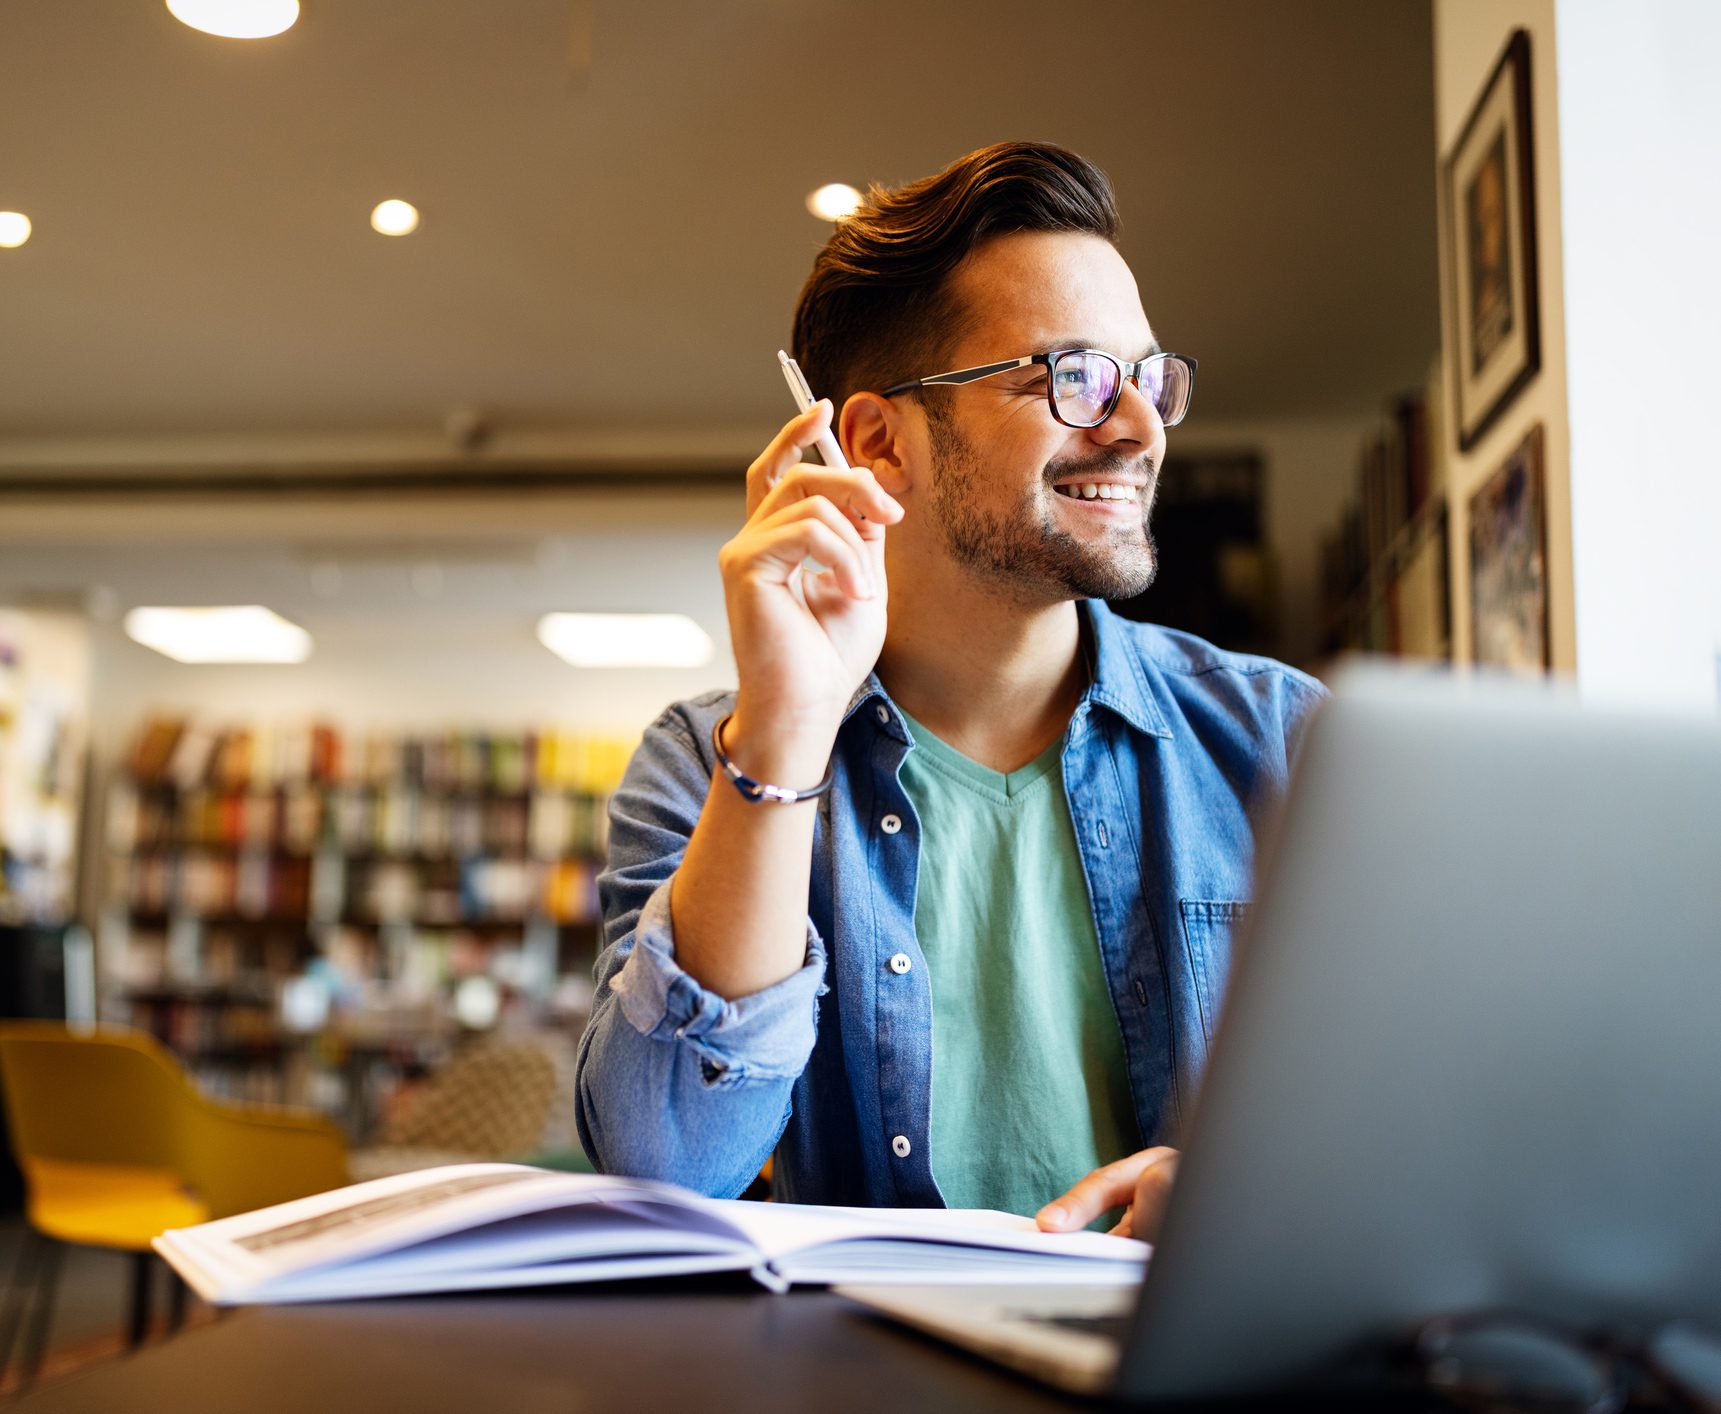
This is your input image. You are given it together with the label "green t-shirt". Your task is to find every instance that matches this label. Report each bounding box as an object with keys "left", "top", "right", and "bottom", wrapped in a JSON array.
[{"left": 898, "top": 713, "right": 1140, "bottom": 1219}]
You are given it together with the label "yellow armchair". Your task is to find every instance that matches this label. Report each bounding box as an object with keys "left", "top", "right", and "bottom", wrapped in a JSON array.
[{"left": 0, "top": 1021, "right": 347, "bottom": 1387}]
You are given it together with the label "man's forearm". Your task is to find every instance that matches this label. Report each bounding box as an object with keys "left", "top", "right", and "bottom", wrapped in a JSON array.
[{"left": 669, "top": 705, "right": 839, "bottom": 999}]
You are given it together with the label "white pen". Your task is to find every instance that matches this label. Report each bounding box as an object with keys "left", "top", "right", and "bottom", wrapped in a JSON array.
[
  {"left": 774, "top": 352, "right": 853, "bottom": 579},
  {"left": 778, "top": 350, "right": 851, "bottom": 472}
]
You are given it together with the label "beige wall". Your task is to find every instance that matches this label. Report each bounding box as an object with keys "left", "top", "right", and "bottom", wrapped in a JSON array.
[
  {"left": 1433, "top": 0, "right": 1575, "bottom": 674},
  {"left": 1435, "top": 0, "right": 1721, "bottom": 707}
]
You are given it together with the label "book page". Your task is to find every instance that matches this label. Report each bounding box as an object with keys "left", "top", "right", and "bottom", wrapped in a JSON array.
[
  {"left": 161, "top": 1164, "right": 746, "bottom": 1298},
  {"left": 693, "top": 1199, "right": 1147, "bottom": 1274}
]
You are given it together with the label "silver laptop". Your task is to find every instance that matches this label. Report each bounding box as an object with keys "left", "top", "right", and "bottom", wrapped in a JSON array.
[{"left": 840, "top": 668, "right": 1721, "bottom": 1401}]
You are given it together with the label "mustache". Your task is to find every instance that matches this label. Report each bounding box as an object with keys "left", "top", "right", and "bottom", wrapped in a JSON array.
[{"left": 1043, "top": 449, "right": 1159, "bottom": 488}]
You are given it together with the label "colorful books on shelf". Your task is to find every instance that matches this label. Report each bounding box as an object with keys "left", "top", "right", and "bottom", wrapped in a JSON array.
[
  {"left": 111, "top": 718, "right": 625, "bottom": 935},
  {"left": 122, "top": 718, "right": 636, "bottom": 797}
]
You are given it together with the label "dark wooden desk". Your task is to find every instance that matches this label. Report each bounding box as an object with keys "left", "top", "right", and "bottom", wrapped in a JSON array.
[{"left": 11, "top": 1279, "right": 1097, "bottom": 1412}]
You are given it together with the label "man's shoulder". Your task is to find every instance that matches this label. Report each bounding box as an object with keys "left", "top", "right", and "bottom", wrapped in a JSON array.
[
  {"left": 1127, "top": 620, "right": 1324, "bottom": 692},
  {"left": 648, "top": 688, "right": 737, "bottom": 742},
  {"left": 1102, "top": 614, "right": 1328, "bottom": 727},
  {"left": 621, "top": 688, "right": 736, "bottom": 781}
]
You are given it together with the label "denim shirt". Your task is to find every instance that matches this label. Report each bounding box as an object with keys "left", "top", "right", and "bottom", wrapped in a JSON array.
[{"left": 575, "top": 600, "right": 1327, "bottom": 1205}]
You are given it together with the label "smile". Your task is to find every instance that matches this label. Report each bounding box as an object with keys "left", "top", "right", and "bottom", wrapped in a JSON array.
[{"left": 1053, "top": 482, "right": 1140, "bottom": 505}]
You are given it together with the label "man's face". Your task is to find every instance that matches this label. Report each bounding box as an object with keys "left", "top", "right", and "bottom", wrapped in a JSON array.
[{"left": 918, "top": 231, "right": 1166, "bottom": 605}]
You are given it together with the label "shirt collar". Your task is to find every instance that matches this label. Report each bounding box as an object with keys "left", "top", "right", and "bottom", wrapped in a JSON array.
[
  {"left": 1078, "top": 599, "right": 1173, "bottom": 740},
  {"left": 840, "top": 599, "right": 1172, "bottom": 744}
]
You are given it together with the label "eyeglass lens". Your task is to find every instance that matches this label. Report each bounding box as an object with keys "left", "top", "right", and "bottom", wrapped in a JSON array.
[
  {"left": 1410, "top": 1317, "right": 1721, "bottom": 1414},
  {"left": 1049, "top": 352, "right": 1192, "bottom": 428},
  {"left": 1422, "top": 1322, "right": 1620, "bottom": 1412},
  {"left": 1646, "top": 1322, "right": 1721, "bottom": 1408}
]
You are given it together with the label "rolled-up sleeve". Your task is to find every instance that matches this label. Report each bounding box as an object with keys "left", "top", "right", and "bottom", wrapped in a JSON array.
[
  {"left": 610, "top": 881, "right": 827, "bottom": 1085},
  {"left": 575, "top": 698, "right": 827, "bottom": 1197}
]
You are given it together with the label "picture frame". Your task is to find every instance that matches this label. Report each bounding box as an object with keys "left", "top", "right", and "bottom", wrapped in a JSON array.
[
  {"left": 1468, "top": 423, "right": 1549, "bottom": 673},
  {"left": 1444, "top": 28, "right": 1540, "bottom": 452}
]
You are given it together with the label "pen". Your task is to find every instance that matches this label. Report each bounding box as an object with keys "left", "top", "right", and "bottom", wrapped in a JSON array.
[{"left": 778, "top": 350, "right": 852, "bottom": 472}]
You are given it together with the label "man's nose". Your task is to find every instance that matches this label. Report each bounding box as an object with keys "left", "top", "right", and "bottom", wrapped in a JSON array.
[{"left": 1088, "top": 374, "right": 1164, "bottom": 449}]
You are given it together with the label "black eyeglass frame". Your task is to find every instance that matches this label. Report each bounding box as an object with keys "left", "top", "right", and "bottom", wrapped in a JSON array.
[
  {"left": 1398, "top": 1311, "right": 1721, "bottom": 1414},
  {"left": 881, "top": 349, "right": 1198, "bottom": 429}
]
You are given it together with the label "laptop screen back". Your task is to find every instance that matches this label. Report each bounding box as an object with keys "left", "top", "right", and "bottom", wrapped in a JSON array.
[{"left": 1121, "top": 671, "right": 1721, "bottom": 1400}]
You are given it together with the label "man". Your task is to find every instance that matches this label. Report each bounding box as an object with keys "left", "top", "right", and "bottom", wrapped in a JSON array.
[{"left": 575, "top": 141, "right": 1325, "bottom": 1239}]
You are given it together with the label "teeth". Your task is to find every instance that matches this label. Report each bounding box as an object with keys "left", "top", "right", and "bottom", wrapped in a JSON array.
[
  {"left": 1083, "top": 484, "right": 1100, "bottom": 499},
  {"left": 1056, "top": 483, "right": 1138, "bottom": 502}
]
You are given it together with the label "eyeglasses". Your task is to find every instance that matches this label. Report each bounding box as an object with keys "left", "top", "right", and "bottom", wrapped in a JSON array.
[
  {"left": 881, "top": 349, "right": 1197, "bottom": 430},
  {"left": 1397, "top": 1312, "right": 1721, "bottom": 1414}
]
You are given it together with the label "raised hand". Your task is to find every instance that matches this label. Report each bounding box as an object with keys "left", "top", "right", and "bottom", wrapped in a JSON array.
[{"left": 722, "top": 399, "right": 904, "bottom": 741}]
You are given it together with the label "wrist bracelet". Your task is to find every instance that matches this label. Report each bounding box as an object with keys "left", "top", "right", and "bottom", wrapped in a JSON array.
[{"left": 711, "top": 712, "right": 835, "bottom": 805}]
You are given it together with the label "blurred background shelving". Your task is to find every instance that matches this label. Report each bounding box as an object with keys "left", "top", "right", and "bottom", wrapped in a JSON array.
[
  {"left": 1316, "top": 379, "right": 1453, "bottom": 667},
  {"left": 98, "top": 716, "right": 632, "bottom": 1134}
]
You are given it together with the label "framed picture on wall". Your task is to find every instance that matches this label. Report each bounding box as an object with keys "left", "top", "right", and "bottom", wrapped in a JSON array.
[
  {"left": 1468, "top": 423, "right": 1549, "bottom": 673},
  {"left": 1444, "top": 28, "right": 1540, "bottom": 452}
]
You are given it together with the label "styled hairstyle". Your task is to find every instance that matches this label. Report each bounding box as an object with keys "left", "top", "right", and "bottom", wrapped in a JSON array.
[{"left": 790, "top": 142, "right": 1122, "bottom": 410}]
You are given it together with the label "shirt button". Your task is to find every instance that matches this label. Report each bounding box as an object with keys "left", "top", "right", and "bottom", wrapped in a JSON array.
[
  {"left": 887, "top": 952, "right": 912, "bottom": 975},
  {"left": 881, "top": 813, "right": 902, "bottom": 834},
  {"left": 875, "top": 704, "right": 890, "bottom": 724},
  {"left": 891, "top": 1135, "right": 912, "bottom": 1158}
]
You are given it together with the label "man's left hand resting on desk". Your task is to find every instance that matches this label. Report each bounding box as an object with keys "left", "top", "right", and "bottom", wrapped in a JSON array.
[{"left": 1037, "top": 1146, "right": 1181, "bottom": 1241}]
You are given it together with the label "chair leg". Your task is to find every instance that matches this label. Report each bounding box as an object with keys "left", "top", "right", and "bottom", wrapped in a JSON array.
[
  {"left": 0, "top": 1228, "right": 48, "bottom": 1390},
  {"left": 17, "top": 1238, "right": 62, "bottom": 1388},
  {"left": 127, "top": 1250, "right": 154, "bottom": 1349},
  {"left": 166, "top": 1266, "right": 188, "bottom": 1335}
]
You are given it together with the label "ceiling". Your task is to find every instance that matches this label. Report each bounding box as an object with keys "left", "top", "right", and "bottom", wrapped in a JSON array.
[{"left": 0, "top": 0, "right": 1439, "bottom": 458}]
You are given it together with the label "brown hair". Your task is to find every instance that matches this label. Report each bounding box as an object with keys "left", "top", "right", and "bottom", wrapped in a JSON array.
[{"left": 790, "top": 141, "right": 1121, "bottom": 410}]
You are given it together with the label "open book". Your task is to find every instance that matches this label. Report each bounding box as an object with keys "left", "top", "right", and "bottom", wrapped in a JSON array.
[{"left": 154, "top": 1163, "right": 1149, "bottom": 1304}]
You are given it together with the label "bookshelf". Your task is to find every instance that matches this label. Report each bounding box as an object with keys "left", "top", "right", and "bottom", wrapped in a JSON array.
[
  {"left": 0, "top": 611, "right": 89, "bottom": 933},
  {"left": 102, "top": 715, "right": 636, "bottom": 1127},
  {"left": 1317, "top": 392, "right": 1452, "bottom": 662}
]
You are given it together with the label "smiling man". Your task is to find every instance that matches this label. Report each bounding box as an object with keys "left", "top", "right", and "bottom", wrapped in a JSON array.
[{"left": 575, "top": 142, "right": 1325, "bottom": 1239}]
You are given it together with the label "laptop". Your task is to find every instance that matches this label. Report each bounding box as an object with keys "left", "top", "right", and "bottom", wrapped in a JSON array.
[{"left": 839, "top": 668, "right": 1721, "bottom": 1400}]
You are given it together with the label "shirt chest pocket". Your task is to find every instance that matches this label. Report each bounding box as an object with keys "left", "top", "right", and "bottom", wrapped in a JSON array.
[{"left": 1177, "top": 898, "right": 1250, "bottom": 1057}]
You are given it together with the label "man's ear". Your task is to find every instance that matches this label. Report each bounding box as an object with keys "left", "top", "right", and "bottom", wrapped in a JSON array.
[{"left": 840, "top": 392, "right": 912, "bottom": 496}]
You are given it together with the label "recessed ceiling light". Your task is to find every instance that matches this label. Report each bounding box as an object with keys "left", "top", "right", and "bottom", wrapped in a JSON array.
[
  {"left": 536, "top": 613, "right": 714, "bottom": 669},
  {"left": 370, "top": 199, "right": 420, "bottom": 237},
  {"left": 124, "top": 606, "right": 312, "bottom": 664},
  {"left": 806, "top": 183, "right": 863, "bottom": 222},
  {"left": 166, "top": 0, "right": 300, "bottom": 40},
  {"left": 0, "top": 212, "right": 31, "bottom": 249}
]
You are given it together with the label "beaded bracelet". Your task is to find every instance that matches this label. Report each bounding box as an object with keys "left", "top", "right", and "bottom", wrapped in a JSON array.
[{"left": 710, "top": 712, "right": 835, "bottom": 805}]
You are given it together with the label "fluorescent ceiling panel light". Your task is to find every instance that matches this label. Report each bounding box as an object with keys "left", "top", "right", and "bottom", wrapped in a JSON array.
[
  {"left": 806, "top": 183, "right": 863, "bottom": 222},
  {"left": 536, "top": 613, "right": 714, "bottom": 669},
  {"left": 124, "top": 605, "right": 313, "bottom": 664},
  {"left": 166, "top": 0, "right": 300, "bottom": 39}
]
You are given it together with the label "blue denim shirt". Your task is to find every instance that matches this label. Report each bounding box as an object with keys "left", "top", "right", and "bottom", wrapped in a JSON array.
[{"left": 575, "top": 601, "right": 1327, "bottom": 1205}]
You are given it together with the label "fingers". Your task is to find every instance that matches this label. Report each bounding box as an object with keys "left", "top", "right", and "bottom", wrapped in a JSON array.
[
  {"left": 1127, "top": 1150, "right": 1180, "bottom": 1243},
  {"left": 745, "top": 404, "right": 904, "bottom": 527},
  {"left": 739, "top": 512, "right": 875, "bottom": 601},
  {"left": 1036, "top": 1146, "right": 1180, "bottom": 1235},
  {"left": 746, "top": 401, "right": 837, "bottom": 514},
  {"left": 753, "top": 462, "right": 904, "bottom": 535}
]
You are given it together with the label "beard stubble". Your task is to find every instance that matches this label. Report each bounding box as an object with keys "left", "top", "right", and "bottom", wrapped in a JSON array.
[{"left": 925, "top": 405, "right": 1159, "bottom": 603}]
